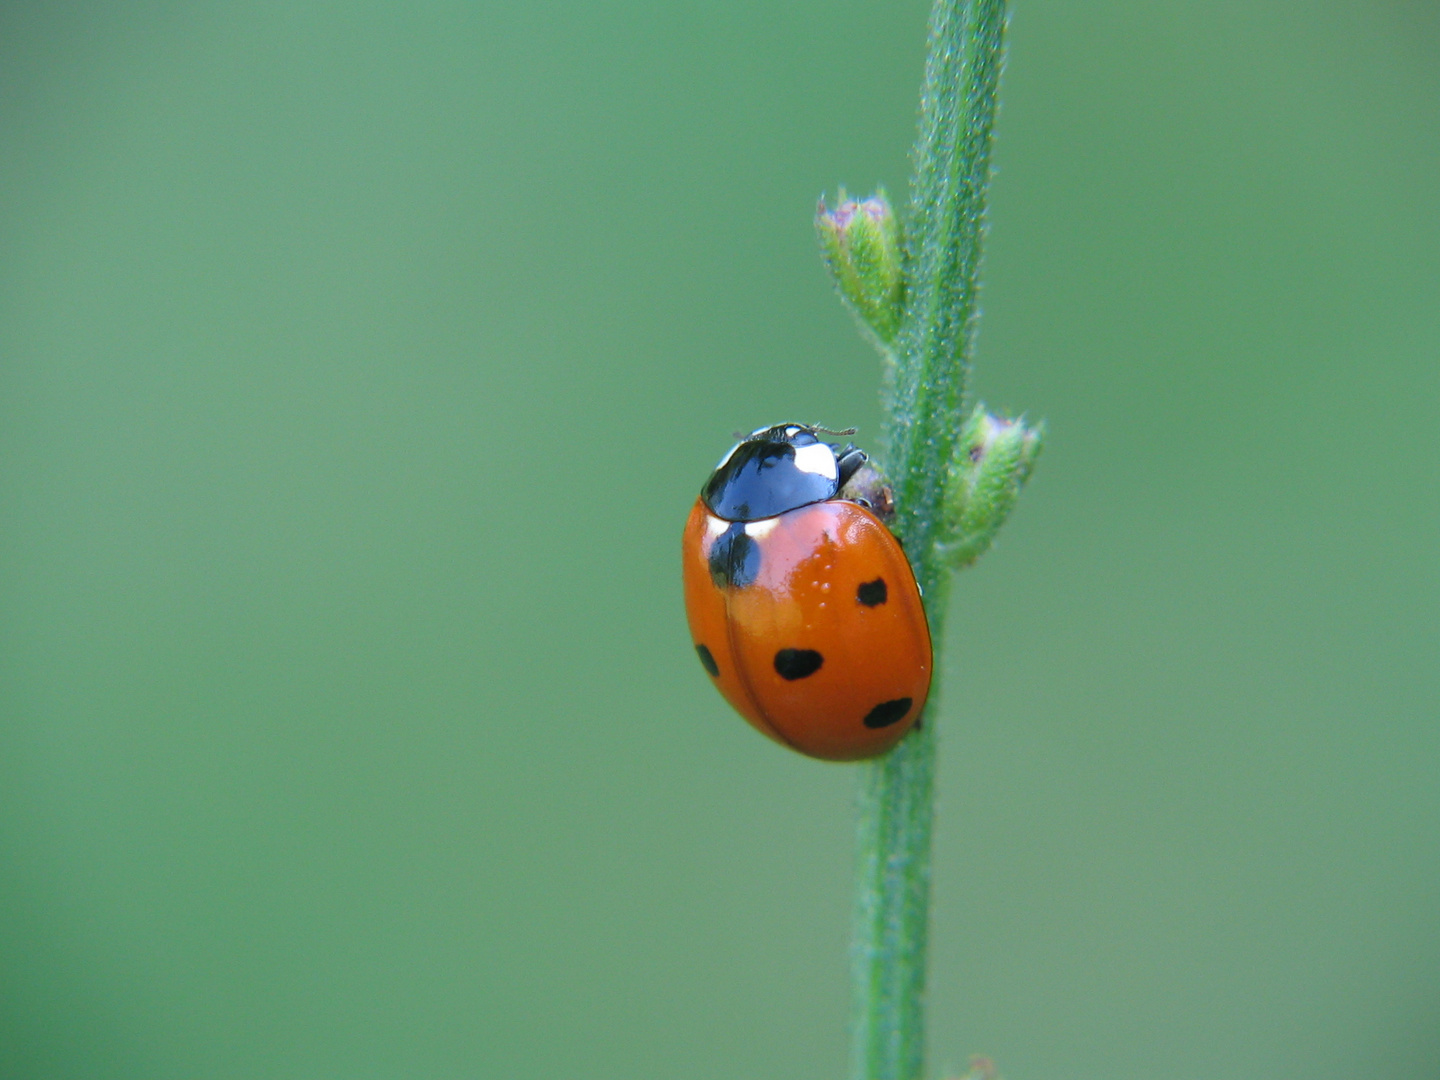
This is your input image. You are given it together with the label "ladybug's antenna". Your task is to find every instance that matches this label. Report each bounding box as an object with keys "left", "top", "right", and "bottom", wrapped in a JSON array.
[{"left": 731, "top": 423, "right": 860, "bottom": 442}]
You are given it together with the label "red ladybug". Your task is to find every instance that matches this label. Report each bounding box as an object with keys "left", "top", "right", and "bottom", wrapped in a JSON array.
[{"left": 682, "top": 423, "right": 932, "bottom": 761}]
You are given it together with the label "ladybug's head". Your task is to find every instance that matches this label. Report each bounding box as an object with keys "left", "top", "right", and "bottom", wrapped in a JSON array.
[{"left": 701, "top": 423, "right": 868, "bottom": 522}]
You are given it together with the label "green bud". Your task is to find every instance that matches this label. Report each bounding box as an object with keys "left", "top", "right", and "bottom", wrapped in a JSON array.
[
  {"left": 937, "top": 404, "right": 1044, "bottom": 569},
  {"left": 816, "top": 190, "right": 904, "bottom": 345}
]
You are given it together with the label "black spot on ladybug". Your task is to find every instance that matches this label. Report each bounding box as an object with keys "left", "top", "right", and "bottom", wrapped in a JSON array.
[
  {"left": 863, "top": 697, "right": 912, "bottom": 729},
  {"left": 774, "top": 648, "right": 824, "bottom": 680},
  {"left": 857, "top": 578, "right": 888, "bottom": 606},
  {"left": 695, "top": 644, "right": 720, "bottom": 678},
  {"left": 708, "top": 521, "right": 760, "bottom": 589}
]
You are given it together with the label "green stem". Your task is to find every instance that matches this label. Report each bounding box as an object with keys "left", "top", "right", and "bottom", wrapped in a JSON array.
[{"left": 851, "top": 1, "right": 1008, "bottom": 1078}]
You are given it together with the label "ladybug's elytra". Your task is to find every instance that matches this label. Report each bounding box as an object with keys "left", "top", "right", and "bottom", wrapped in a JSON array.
[{"left": 682, "top": 423, "right": 932, "bottom": 761}]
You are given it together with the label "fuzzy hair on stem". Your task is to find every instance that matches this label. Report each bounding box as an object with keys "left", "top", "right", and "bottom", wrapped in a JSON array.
[{"left": 848, "top": 1, "right": 1012, "bottom": 1079}]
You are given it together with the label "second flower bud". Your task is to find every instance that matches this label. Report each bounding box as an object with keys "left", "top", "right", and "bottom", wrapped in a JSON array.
[{"left": 816, "top": 190, "right": 905, "bottom": 346}]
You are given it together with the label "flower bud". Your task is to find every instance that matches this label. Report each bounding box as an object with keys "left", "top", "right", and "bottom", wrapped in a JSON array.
[
  {"left": 938, "top": 404, "right": 1044, "bottom": 568},
  {"left": 949, "top": 1057, "right": 1000, "bottom": 1080},
  {"left": 816, "top": 190, "right": 904, "bottom": 345}
]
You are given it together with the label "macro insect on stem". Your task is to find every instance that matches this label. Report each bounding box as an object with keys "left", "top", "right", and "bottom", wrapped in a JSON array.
[{"left": 681, "top": 0, "right": 1041, "bottom": 1075}]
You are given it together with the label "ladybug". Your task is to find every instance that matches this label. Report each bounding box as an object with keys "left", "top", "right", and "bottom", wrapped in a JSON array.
[{"left": 682, "top": 423, "right": 932, "bottom": 761}]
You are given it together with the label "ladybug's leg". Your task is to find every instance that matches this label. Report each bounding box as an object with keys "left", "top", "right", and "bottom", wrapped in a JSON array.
[
  {"left": 837, "top": 454, "right": 897, "bottom": 523},
  {"left": 836, "top": 445, "right": 868, "bottom": 488}
]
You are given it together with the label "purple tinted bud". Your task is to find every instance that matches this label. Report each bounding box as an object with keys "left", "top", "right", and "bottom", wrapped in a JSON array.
[{"left": 817, "top": 190, "right": 904, "bottom": 344}]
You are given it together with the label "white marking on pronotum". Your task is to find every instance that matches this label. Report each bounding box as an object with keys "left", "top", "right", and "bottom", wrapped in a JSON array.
[
  {"left": 744, "top": 518, "right": 779, "bottom": 539},
  {"left": 792, "top": 442, "right": 838, "bottom": 480},
  {"left": 706, "top": 515, "right": 729, "bottom": 540}
]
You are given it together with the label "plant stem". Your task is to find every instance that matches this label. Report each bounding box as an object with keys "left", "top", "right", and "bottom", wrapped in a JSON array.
[{"left": 851, "top": 1, "right": 1008, "bottom": 1078}]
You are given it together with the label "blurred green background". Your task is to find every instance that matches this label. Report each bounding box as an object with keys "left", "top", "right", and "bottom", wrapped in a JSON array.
[{"left": 2, "top": 1, "right": 1437, "bottom": 1077}]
